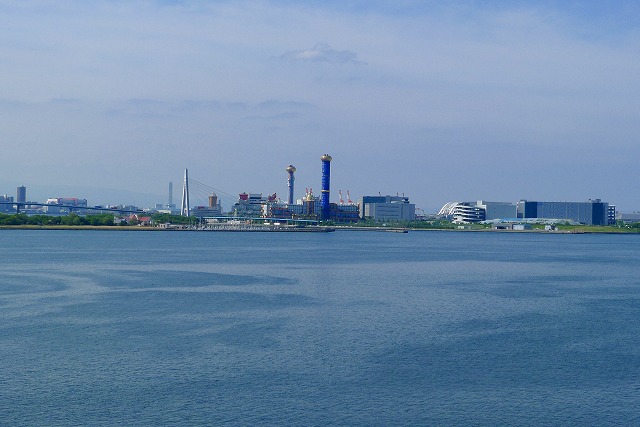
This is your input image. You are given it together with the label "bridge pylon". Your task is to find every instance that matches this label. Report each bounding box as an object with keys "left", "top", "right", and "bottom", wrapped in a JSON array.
[{"left": 180, "top": 168, "right": 190, "bottom": 217}]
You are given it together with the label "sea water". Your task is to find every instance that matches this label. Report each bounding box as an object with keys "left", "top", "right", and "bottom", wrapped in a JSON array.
[{"left": 1, "top": 229, "right": 639, "bottom": 426}]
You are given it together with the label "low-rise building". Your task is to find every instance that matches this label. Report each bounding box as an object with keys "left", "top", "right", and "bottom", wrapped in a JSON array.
[
  {"left": 191, "top": 192, "right": 223, "bottom": 218},
  {"left": 230, "top": 193, "right": 273, "bottom": 217},
  {"left": 126, "top": 214, "right": 152, "bottom": 226},
  {"left": 616, "top": 212, "right": 640, "bottom": 223},
  {"left": 492, "top": 223, "right": 532, "bottom": 230}
]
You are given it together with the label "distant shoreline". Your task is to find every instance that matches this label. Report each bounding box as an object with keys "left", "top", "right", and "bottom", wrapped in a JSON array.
[
  {"left": 0, "top": 225, "right": 160, "bottom": 231},
  {"left": 1, "top": 224, "right": 639, "bottom": 234}
]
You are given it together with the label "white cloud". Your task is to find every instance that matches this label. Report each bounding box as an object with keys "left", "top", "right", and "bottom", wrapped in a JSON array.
[{"left": 279, "top": 43, "right": 365, "bottom": 65}]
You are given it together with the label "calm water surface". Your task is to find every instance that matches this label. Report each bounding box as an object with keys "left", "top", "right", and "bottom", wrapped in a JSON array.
[{"left": 1, "top": 229, "right": 639, "bottom": 426}]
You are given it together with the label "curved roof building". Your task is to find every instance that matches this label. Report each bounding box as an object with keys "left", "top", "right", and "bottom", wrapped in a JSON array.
[{"left": 438, "top": 202, "right": 485, "bottom": 223}]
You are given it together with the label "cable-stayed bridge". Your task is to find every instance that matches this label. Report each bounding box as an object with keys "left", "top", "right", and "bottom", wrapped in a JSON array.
[
  {"left": 186, "top": 177, "right": 237, "bottom": 213},
  {"left": 178, "top": 168, "right": 240, "bottom": 217}
]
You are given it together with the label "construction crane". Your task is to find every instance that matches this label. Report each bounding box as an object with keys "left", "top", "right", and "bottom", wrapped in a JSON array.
[
  {"left": 338, "top": 190, "right": 344, "bottom": 205},
  {"left": 346, "top": 191, "right": 353, "bottom": 205}
]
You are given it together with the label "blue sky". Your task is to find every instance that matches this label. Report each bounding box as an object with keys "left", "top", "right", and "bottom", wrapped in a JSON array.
[{"left": 1, "top": 0, "right": 639, "bottom": 212}]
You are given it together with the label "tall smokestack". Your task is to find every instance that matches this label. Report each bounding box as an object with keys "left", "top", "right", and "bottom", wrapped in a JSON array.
[
  {"left": 168, "top": 182, "right": 173, "bottom": 207},
  {"left": 320, "top": 154, "right": 332, "bottom": 220},
  {"left": 286, "top": 165, "right": 296, "bottom": 205}
]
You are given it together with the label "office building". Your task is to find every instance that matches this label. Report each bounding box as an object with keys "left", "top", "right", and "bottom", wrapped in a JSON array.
[
  {"left": 16, "top": 186, "right": 26, "bottom": 204},
  {"left": 608, "top": 205, "right": 616, "bottom": 225},
  {"left": 360, "top": 195, "right": 415, "bottom": 221},
  {"left": 230, "top": 193, "right": 274, "bottom": 217},
  {"left": 0, "top": 194, "right": 14, "bottom": 213}
]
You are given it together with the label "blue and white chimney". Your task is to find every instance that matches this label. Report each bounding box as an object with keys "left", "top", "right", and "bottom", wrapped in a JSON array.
[{"left": 320, "top": 154, "right": 332, "bottom": 220}]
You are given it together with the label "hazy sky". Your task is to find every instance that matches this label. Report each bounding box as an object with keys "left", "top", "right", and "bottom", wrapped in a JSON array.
[{"left": 1, "top": 0, "right": 639, "bottom": 212}]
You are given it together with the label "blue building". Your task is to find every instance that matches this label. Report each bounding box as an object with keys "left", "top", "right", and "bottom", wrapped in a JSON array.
[{"left": 517, "top": 199, "right": 610, "bottom": 225}]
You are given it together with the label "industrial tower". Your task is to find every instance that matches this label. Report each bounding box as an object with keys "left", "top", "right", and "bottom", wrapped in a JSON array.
[
  {"left": 286, "top": 165, "right": 296, "bottom": 205},
  {"left": 320, "top": 154, "right": 332, "bottom": 220}
]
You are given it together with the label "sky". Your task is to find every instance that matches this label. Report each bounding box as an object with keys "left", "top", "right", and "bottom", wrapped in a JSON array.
[{"left": 1, "top": 0, "right": 639, "bottom": 212}]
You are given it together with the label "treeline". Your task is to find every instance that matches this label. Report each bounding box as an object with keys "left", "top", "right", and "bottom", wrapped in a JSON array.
[
  {"left": 0, "top": 212, "right": 196, "bottom": 227},
  {"left": 150, "top": 213, "right": 198, "bottom": 225},
  {"left": 0, "top": 213, "right": 117, "bottom": 226},
  {"left": 623, "top": 221, "right": 640, "bottom": 229}
]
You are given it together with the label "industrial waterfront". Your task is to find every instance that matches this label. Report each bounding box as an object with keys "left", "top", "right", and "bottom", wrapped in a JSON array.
[{"left": 2, "top": 153, "right": 636, "bottom": 231}]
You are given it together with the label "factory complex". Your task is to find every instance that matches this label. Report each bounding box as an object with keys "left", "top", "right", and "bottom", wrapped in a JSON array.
[{"left": 184, "top": 154, "right": 414, "bottom": 224}]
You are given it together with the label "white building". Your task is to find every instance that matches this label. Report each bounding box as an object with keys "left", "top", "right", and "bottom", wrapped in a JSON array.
[
  {"left": 230, "top": 193, "right": 276, "bottom": 217},
  {"left": 438, "top": 200, "right": 517, "bottom": 223},
  {"left": 438, "top": 202, "right": 484, "bottom": 223}
]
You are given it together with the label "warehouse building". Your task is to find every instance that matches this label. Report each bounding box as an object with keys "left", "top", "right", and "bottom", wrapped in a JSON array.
[{"left": 517, "top": 199, "right": 610, "bottom": 225}]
